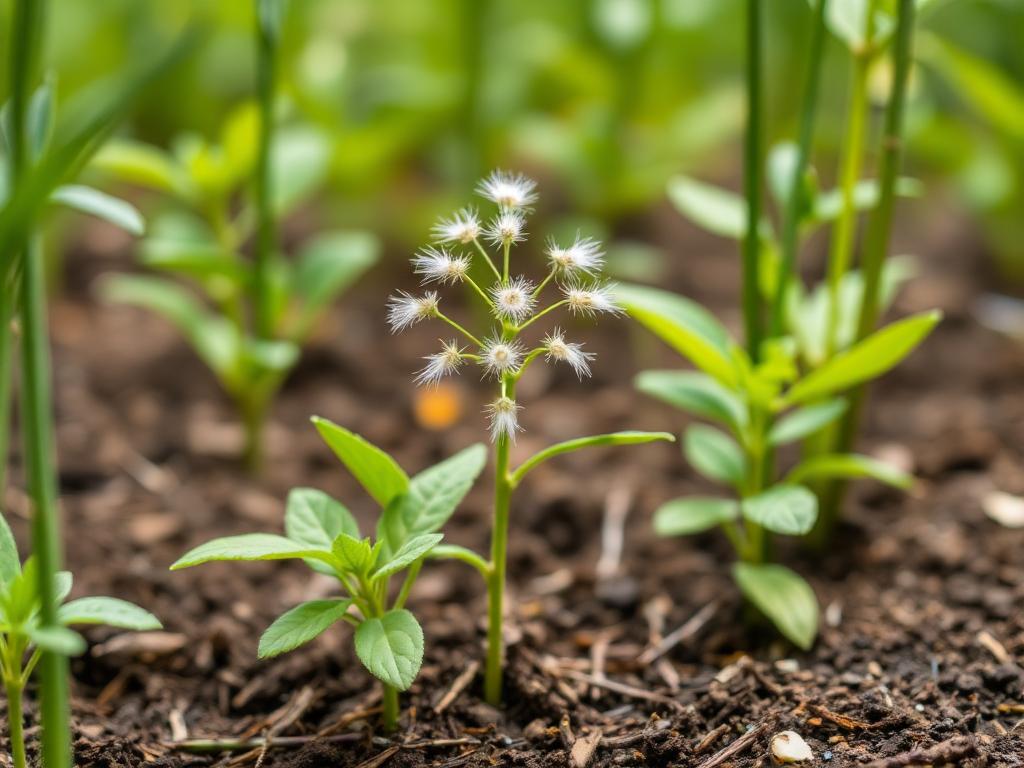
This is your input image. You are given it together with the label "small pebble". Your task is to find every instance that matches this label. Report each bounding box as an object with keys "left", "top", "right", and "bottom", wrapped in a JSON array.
[{"left": 770, "top": 731, "right": 814, "bottom": 763}]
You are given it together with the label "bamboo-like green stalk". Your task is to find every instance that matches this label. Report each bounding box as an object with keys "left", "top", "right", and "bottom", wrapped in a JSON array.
[
  {"left": 253, "top": 0, "right": 279, "bottom": 340},
  {"left": 0, "top": 311, "right": 13, "bottom": 500},
  {"left": 768, "top": 0, "right": 829, "bottom": 337},
  {"left": 9, "top": 0, "right": 72, "bottom": 766},
  {"left": 381, "top": 685, "right": 399, "bottom": 732},
  {"left": 817, "top": 0, "right": 917, "bottom": 540},
  {"left": 742, "top": 0, "right": 764, "bottom": 361}
]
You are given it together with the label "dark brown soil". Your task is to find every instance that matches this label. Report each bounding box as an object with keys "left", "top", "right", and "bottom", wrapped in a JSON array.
[{"left": 3, "top": 202, "right": 1024, "bottom": 767}]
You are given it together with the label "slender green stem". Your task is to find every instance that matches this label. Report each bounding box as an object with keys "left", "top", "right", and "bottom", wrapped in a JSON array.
[
  {"left": 740, "top": 412, "right": 768, "bottom": 564},
  {"left": 824, "top": 2, "right": 877, "bottom": 359},
  {"left": 381, "top": 684, "right": 399, "bottom": 733},
  {"left": 472, "top": 239, "right": 501, "bottom": 281},
  {"left": 0, "top": 312, "right": 13, "bottom": 501},
  {"left": 434, "top": 310, "right": 484, "bottom": 347},
  {"left": 6, "top": 680, "right": 26, "bottom": 768},
  {"left": 253, "top": 0, "right": 279, "bottom": 339},
  {"left": 768, "top": 0, "right": 829, "bottom": 337},
  {"left": 742, "top": 0, "right": 764, "bottom": 361},
  {"left": 463, "top": 274, "right": 494, "bottom": 308},
  {"left": 240, "top": 394, "right": 267, "bottom": 473},
  {"left": 393, "top": 560, "right": 422, "bottom": 610},
  {"left": 514, "top": 300, "right": 566, "bottom": 333},
  {"left": 502, "top": 241, "right": 510, "bottom": 281},
  {"left": 532, "top": 268, "right": 556, "bottom": 299},
  {"left": 484, "top": 377, "right": 514, "bottom": 706}
]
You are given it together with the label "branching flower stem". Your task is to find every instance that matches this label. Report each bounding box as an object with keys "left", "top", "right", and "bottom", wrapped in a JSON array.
[
  {"left": 515, "top": 301, "right": 567, "bottom": 333},
  {"left": 434, "top": 310, "right": 484, "bottom": 347},
  {"left": 472, "top": 238, "right": 502, "bottom": 280}
]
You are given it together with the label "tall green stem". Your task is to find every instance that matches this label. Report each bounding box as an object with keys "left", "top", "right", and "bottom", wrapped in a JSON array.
[
  {"left": 742, "top": 0, "right": 765, "bottom": 361},
  {"left": 0, "top": 313, "right": 13, "bottom": 500},
  {"left": 381, "top": 684, "right": 399, "bottom": 733},
  {"left": 484, "top": 379, "right": 514, "bottom": 706},
  {"left": 5, "top": 680, "right": 26, "bottom": 768},
  {"left": 254, "top": 0, "right": 279, "bottom": 339},
  {"left": 768, "top": 0, "right": 829, "bottom": 337}
]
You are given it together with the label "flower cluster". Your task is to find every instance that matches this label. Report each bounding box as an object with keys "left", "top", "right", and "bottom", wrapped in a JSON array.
[{"left": 387, "top": 170, "right": 622, "bottom": 442}]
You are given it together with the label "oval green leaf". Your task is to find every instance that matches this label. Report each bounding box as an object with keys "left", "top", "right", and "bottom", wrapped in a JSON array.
[
  {"left": 733, "top": 562, "right": 819, "bottom": 650},
  {"left": 312, "top": 418, "right": 409, "bottom": 508},
  {"left": 653, "top": 497, "right": 739, "bottom": 537},
  {"left": 170, "top": 534, "right": 336, "bottom": 571},
  {"left": 684, "top": 424, "right": 746, "bottom": 489},
  {"left": 58, "top": 597, "right": 162, "bottom": 631},
  {"left": 635, "top": 370, "right": 747, "bottom": 432},
  {"left": 51, "top": 185, "right": 145, "bottom": 235},
  {"left": 741, "top": 485, "right": 817, "bottom": 536},
  {"left": 768, "top": 399, "right": 847, "bottom": 446},
  {"left": 373, "top": 533, "right": 443, "bottom": 581},
  {"left": 258, "top": 599, "right": 352, "bottom": 659},
  {"left": 786, "top": 453, "right": 912, "bottom": 489},
  {"left": 354, "top": 609, "right": 424, "bottom": 691}
]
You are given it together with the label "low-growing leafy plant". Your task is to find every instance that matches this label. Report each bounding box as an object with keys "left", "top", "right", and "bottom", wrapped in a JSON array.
[
  {"left": 172, "top": 418, "right": 486, "bottom": 732},
  {"left": 618, "top": 282, "right": 939, "bottom": 647},
  {"left": 96, "top": 1, "right": 378, "bottom": 469},
  {"left": 386, "top": 170, "right": 674, "bottom": 705},
  {"left": 0, "top": 512, "right": 160, "bottom": 768}
]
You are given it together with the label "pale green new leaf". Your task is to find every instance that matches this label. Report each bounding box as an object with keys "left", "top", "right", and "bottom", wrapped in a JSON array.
[
  {"left": 258, "top": 599, "right": 352, "bottom": 659},
  {"left": 684, "top": 425, "right": 745, "bottom": 488},
  {"left": 354, "top": 609, "right": 424, "bottom": 690},
  {"left": 733, "top": 562, "right": 819, "bottom": 650},
  {"left": 768, "top": 399, "right": 847, "bottom": 445},
  {"left": 312, "top": 418, "right": 409, "bottom": 508},
  {"left": 291, "top": 231, "right": 379, "bottom": 335},
  {"left": 170, "top": 534, "right": 337, "bottom": 570},
  {"left": 54, "top": 571, "right": 73, "bottom": 603},
  {"left": 667, "top": 175, "right": 747, "bottom": 239},
  {"left": 373, "top": 533, "right": 443, "bottom": 581},
  {"left": 786, "top": 454, "right": 912, "bottom": 489},
  {"left": 653, "top": 497, "right": 739, "bottom": 537},
  {"left": 51, "top": 185, "right": 145, "bottom": 235},
  {"left": 784, "top": 311, "right": 941, "bottom": 405},
  {"left": 332, "top": 535, "right": 378, "bottom": 574},
  {"left": 635, "top": 370, "right": 747, "bottom": 432},
  {"left": 91, "top": 139, "right": 191, "bottom": 196},
  {"left": 272, "top": 127, "right": 331, "bottom": 215},
  {"left": 58, "top": 597, "right": 162, "bottom": 630},
  {"left": 741, "top": 485, "right": 817, "bottom": 536},
  {"left": 28, "top": 625, "right": 87, "bottom": 656}
]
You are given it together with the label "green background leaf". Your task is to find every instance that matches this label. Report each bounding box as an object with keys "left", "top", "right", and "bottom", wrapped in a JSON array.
[
  {"left": 733, "top": 562, "right": 819, "bottom": 650},
  {"left": 684, "top": 424, "right": 746, "bottom": 488},
  {"left": 58, "top": 597, "right": 161, "bottom": 630},
  {"left": 741, "top": 485, "right": 818, "bottom": 536},
  {"left": 653, "top": 497, "right": 739, "bottom": 537}
]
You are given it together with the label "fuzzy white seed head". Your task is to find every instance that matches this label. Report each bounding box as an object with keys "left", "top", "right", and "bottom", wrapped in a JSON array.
[
  {"left": 485, "top": 396, "right": 523, "bottom": 443},
  {"left": 490, "top": 277, "right": 537, "bottom": 323},
  {"left": 386, "top": 290, "right": 439, "bottom": 332},
  {"left": 415, "top": 339, "right": 465, "bottom": 386},
  {"left": 480, "top": 338, "right": 524, "bottom": 379},
  {"left": 485, "top": 209, "right": 527, "bottom": 247},
  {"left": 412, "top": 246, "right": 471, "bottom": 285},
  {"left": 477, "top": 170, "right": 538, "bottom": 209},
  {"left": 543, "top": 329, "right": 595, "bottom": 379},
  {"left": 563, "top": 282, "right": 623, "bottom": 317},
  {"left": 547, "top": 235, "right": 604, "bottom": 276},
  {"left": 432, "top": 208, "right": 481, "bottom": 244}
]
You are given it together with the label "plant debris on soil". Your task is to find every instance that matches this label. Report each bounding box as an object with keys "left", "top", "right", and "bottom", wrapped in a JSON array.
[{"left": 2, "top": 206, "right": 1024, "bottom": 767}]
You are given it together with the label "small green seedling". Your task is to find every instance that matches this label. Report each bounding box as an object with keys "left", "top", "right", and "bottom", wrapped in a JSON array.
[
  {"left": 0, "top": 512, "right": 160, "bottom": 768},
  {"left": 387, "top": 171, "right": 674, "bottom": 705},
  {"left": 172, "top": 418, "right": 486, "bottom": 732},
  {"left": 619, "top": 283, "right": 939, "bottom": 648}
]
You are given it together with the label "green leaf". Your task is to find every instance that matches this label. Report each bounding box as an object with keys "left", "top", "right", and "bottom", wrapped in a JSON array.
[
  {"left": 285, "top": 488, "right": 359, "bottom": 549},
  {"left": 50, "top": 184, "right": 145, "bottom": 235},
  {"left": 0, "top": 511, "right": 21, "bottom": 586},
  {"left": 667, "top": 175, "right": 747, "bottom": 239},
  {"left": 374, "top": 533, "right": 443, "bottom": 581},
  {"left": 54, "top": 571, "right": 73, "bottom": 603},
  {"left": 741, "top": 485, "right": 817, "bottom": 536},
  {"left": 784, "top": 311, "right": 942, "bottom": 405},
  {"left": 733, "top": 562, "right": 819, "bottom": 650},
  {"left": 28, "top": 78, "right": 55, "bottom": 159},
  {"left": 635, "top": 370, "right": 747, "bottom": 432},
  {"left": 91, "top": 139, "right": 191, "bottom": 196},
  {"left": 257, "top": 599, "right": 352, "bottom": 659},
  {"left": 786, "top": 454, "right": 912, "bottom": 489},
  {"left": 382, "top": 444, "right": 486, "bottom": 550},
  {"left": 28, "top": 625, "right": 87, "bottom": 656},
  {"left": 653, "top": 497, "right": 739, "bottom": 537},
  {"left": 141, "top": 238, "right": 247, "bottom": 284},
  {"left": 510, "top": 431, "right": 674, "bottom": 486},
  {"left": 332, "top": 535, "right": 378, "bottom": 574},
  {"left": 813, "top": 178, "right": 924, "bottom": 222},
  {"left": 290, "top": 231, "right": 379, "bottom": 335},
  {"left": 768, "top": 399, "right": 847, "bottom": 445},
  {"left": 821, "top": 0, "right": 894, "bottom": 50},
  {"left": 58, "top": 597, "right": 162, "bottom": 630},
  {"left": 272, "top": 127, "right": 331, "bottom": 215},
  {"left": 170, "top": 534, "right": 337, "bottom": 571},
  {"left": 426, "top": 544, "right": 490, "bottom": 577},
  {"left": 684, "top": 425, "right": 745, "bottom": 488},
  {"left": 616, "top": 284, "right": 739, "bottom": 389},
  {"left": 311, "top": 418, "right": 409, "bottom": 508},
  {"left": 354, "top": 609, "right": 424, "bottom": 691}
]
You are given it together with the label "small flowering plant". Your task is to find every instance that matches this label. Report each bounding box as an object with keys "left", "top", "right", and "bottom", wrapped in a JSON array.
[
  {"left": 388, "top": 171, "right": 673, "bottom": 705},
  {"left": 172, "top": 418, "right": 486, "bottom": 732}
]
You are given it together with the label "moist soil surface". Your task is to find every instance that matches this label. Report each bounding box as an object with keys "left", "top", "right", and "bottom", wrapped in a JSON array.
[{"left": 3, "top": 202, "right": 1024, "bottom": 767}]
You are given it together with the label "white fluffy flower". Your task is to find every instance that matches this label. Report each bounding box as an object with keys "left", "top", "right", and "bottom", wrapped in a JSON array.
[
  {"left": 477, "top": 170, "right": 538, "bottom": 209},
  {"left": 490, "top": 277, "right": 537, "bottom": 323},
  {"left": 432, "top": 208, "right": 481, "bottom": 244},
  {"left": 547, "top": 235, "right": 604, "bottom": 276},
  {"left": 563, "top": 282, "right": 623, "bottom": 317},
  {"left": 485, "top": 396, "right": 523, "bottom": 443},
  {"left": 480, "top": 337, "right": 524, "bottom": 378},
  {"left": 386, "top": 291, "right": 439, "bottom": 332},
  {"left": 543, "top": 329, "right": 594, "bottom": 379},
  {"left": 412, "top": 246, "right": 471, "bottom": 285},
  {"left": 485, "top": 209, "right": 527, "bottom": 247},
  {"left": 415, "top": 340, "right": 465, "bottom": 386}
]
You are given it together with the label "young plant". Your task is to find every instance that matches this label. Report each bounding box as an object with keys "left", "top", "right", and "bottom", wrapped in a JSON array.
[
  {"left": 0, "top": 512, "right": 160, "bottom": 768},
  {"left": 96, "top": 2, "right": 378, "bottom": 469},
  {"left": 387, "top": 170, "right": 673, "bottom": 705},
  {"left": 618, "top": 282, "right": 938, "bottom": 648},
  {"left": 172, "top": 418, "right": 486, "bottom": 732}
]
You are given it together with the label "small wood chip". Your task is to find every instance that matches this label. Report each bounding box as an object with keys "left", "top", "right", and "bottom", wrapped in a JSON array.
[
  {"left": 433, "top": 660, "right": 479, "bottom": 715},
  {"left": 570, "top": 729, "right": 603, "bottom": 768},
  {"left": 977, "top": 630, "right": 1011, "bottom": 665}
]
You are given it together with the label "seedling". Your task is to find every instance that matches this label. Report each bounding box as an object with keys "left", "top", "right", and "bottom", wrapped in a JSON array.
[
  {"left": 0, "top": 512, "right": 160, "bottom": 768},
  {"left": 96, "top": 1, "right": 378, "bottom": 469},
  {"left": 619, "top": 282, "right": 939, "bottom": 647},
  {"left": 172, "top": 418, "right": 486, "bottom": 732},
  {"left": 387, "top": 170, "right": 673, "bottom": 705}
]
